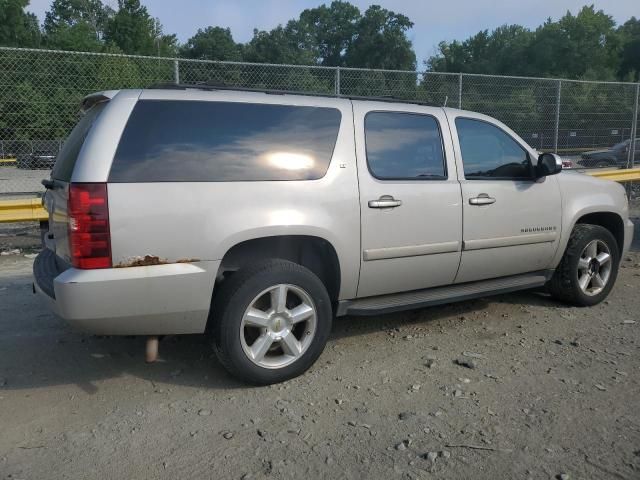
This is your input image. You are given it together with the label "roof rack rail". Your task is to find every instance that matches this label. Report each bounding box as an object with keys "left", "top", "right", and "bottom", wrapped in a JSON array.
[{"left": 147, "top": 82, "right": 437, "bottom": 107}]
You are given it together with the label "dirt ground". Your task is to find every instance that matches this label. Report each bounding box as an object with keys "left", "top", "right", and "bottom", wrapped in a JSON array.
[{"left": 1, "top": 222, "right": 640, "bottom": 480}]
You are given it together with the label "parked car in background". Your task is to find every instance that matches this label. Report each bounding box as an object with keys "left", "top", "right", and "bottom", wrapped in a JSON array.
[
  {"left": 34, "top": 87, "right": 634, "bottom": 385},
  {"left": 578, "top": 139, "right": 639, "bottom": 168},
  {"left": 16, "top": 148, "right": 58, "bottom": 169}
]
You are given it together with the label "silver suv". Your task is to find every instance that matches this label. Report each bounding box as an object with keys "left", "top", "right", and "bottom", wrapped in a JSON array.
[{"left": 34, "top": 86, "right": 634, "bottom": 385}]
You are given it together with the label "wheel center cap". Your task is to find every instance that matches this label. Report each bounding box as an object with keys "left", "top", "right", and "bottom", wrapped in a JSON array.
[
  {"left": 589, "top": 259, "right": 599, "bottom": 274},
  {"left": 270, "top": 316, "right": 288, "bottom": 334}
]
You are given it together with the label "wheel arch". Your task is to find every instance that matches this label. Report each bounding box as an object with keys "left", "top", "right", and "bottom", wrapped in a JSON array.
[
  {"left": 215, "top": 235, "right": 342, "bottom": 303},
  {"left": 575, "top": 211, "right": 624, "bottom": 253}
]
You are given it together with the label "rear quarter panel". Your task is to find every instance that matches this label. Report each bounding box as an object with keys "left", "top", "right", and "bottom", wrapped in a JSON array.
[{"left": 107, "top": 92, "right": 361, "bottom": 300}]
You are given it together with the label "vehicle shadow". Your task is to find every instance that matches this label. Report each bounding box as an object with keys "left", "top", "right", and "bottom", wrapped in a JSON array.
[{"left": 0, "top": 287, "right": 560, "bottom": 394}]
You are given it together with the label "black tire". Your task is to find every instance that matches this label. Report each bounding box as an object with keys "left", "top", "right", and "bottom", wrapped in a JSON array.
[
  {"left": 209, "top": 259, "right": 332, "bottom": 385},
  {"left": 547, "top": 224, "right": 619, "bottom": 306}
]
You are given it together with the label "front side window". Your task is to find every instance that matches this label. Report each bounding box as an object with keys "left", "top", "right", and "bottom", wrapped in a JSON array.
[
  {"left": 365, "top": 112, "right": 446, "bottom": 180},
  {"left": 456, "top": 118, "right": 532, "bottom": 180},
  {"left": 109, "top": 100, "right": 341, "bottom": 182}
]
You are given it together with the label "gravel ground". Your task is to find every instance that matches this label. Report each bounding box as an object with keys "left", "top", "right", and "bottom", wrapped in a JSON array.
[{"left": 1, "top": 232, "right": 640, "bottom": 479}]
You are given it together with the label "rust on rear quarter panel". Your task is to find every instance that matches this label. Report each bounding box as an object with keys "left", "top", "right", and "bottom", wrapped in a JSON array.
[{"left": 113, "top": 255, "right": 201, "bottom": 268}]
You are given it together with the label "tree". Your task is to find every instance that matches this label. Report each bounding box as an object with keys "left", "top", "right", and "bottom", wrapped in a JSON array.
[
  {"left": 618, "top": 17, "right": 640, "bottom": 81},
  {"left": 104, "top": 0, "right": 176, "bottom": 56},
  {"left": 293, "top": 1, "right": 360, "bottom": 66},
  {"left": 180, "top": 26, "right": 241, "bottom": 61},
  {"left": 0, "top": 0, "right": 41, "bottom": 47},
  {"left": 345, "top": 5, "right": 415, "bottom": 70},
  {"left": 428, "top": 25, "right": 533, "bottom": 75},
  {"left": 528, "top": 6, "right": 619, "bottom": 79},
  {"left": 244, "top": 25, "right": 314, "bottom": 65},
  {"left": 43, "top": 0, "right": 113, "bottom": 51}
]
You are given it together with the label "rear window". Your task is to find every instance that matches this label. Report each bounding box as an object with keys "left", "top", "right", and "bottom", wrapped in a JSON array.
[
  {"left": 108, "top": 100, "right": 342, "bottom": 182},
  {"left": 51, "top": 102, "right": 107, "bottom": 181}
]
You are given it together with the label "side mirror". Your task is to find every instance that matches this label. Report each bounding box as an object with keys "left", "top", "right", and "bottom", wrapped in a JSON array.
[{"left": 536, "top": 153, "right": 562, "bottom": 178}]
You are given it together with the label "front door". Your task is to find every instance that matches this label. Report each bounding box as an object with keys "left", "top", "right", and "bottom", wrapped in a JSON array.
[
  {"left": 449, "top": 115, "right": 562, "bottom": 283},
  {"left": 354, "top": 102, "right": 463, "bottom": 297}
]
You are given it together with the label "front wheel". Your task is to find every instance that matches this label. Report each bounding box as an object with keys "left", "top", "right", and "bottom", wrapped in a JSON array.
[
  {"left": 210, "top": 259, "right": 332, "bottom": 385},
  {"left": 547, "top": 224, "right": 620, "bottom": 306}
]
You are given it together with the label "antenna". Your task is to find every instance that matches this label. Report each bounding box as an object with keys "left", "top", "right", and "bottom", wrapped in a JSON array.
[{"left": 443, "top": 95, "right": 448, "bottom": 107}]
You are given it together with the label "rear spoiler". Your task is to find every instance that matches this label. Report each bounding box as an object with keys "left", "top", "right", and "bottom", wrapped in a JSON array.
[{"left": 81, "top": 90, "right": 119, "bottom": 113}]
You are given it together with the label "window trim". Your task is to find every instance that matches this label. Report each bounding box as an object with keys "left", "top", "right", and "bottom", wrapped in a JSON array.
[
  {"left": 364, "top": 110, "right": 449, "bottom": 181},
  {"left": 455, "top": 116, "right": 536, "bottom": 182}
]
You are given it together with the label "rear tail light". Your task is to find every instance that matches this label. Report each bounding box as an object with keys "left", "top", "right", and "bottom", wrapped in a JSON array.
[{"left": 68, "top": 183, "right": 112, "bottom": 269}]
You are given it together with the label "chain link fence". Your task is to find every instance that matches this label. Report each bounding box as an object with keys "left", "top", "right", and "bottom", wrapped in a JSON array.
[{"left": 0, "top": 46, "right": 638, "bottom": 199}]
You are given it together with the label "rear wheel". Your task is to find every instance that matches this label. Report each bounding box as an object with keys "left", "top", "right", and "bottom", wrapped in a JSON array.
[
  {"left": 548, "top": 224, "right": 619, "bottom": 306},
  {"left": 210, "top": 259, "right": 332, "bottom": 385}
]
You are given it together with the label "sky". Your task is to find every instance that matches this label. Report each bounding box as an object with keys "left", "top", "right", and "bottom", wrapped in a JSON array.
[{"left": 26, "top": 0, "right": 640, "bottom": 67}]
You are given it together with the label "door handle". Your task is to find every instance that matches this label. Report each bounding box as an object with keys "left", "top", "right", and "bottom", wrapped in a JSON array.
[
  {"left": 469, "top": 193, "right": 496, "bottom": 205},
  {"left": 368, "top": 195, "right": 402, "bottom": 209}
]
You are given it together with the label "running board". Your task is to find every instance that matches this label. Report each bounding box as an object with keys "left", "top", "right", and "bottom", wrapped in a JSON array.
[{"left": 337, "top": 271, "right": 553, "bottom": 316}]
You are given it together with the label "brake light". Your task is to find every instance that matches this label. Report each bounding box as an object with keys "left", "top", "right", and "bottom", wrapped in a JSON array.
[{"left": 68, "top": 183, "right": 112, "bottom": 269}]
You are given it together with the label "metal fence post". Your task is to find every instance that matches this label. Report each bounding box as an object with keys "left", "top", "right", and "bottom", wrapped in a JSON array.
[
  {"left": 335, "top": 67, "right": 341, "bottom": 96},
  {"left": 554, "top": 80, "right": 562, "bottom": 154},
  {"left": 628, "top": 83, "right": 639, "bottom": 168},
  {"left": 173, "top": 59, "right": 180, "bottom": 84},
  {"left": 458, "top": 73, "right": 463, "bottom": 109}
]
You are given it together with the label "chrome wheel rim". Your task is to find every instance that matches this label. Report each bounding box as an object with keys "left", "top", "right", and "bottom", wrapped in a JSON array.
[
  {"left": 577, "top": 240, "right": 612, "bottom": 296},
  {"left": 240, "top": 284, "right": 317, "bottom": 369}
]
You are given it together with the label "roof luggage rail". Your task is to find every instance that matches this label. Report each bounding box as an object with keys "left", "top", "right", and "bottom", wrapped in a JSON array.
[{"left": 147, "top": 82, "right": 436, "bottom": 107}]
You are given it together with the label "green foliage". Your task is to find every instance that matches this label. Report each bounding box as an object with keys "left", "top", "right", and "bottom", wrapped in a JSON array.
[
  {"left": 0, "top": 0, "right": 638, "bottom": 158},
  {"left": 104, "top": 0, "right": 176, "bottom": 56},
  {"left": 0, "top": 0, "right": 41, "bottom": 47},
  {"left": 345, "top": 5, "right": 415, "bottom": 70},
  {"left": 618, "top": 17, "right": 640, "bottom": 81},
  {"left": 428, "top": 5, "right": 633, "bottom": 81},
  {"left": 180, "top": 26, "right": 241, "bottom": 61},
  {"left": 293, "top": 1, "right": 361, "bottom": 66},
  {"left": 244, "top": 25, "right": 314, "bottom": 65},
  {"left": 43, "top": 0, "right": 112, "bottom": 51}
]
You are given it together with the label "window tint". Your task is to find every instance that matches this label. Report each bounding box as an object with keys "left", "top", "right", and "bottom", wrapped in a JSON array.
[
  {"left": 51, "top": 102, "right": 107, "bottom": 181},
  {"left": 109, "top": 100, "right": 341, "bottom": 182},
  {"left": 456, "top": 118, "right": 532, "bottom": 179},
  {"left": 365, "top": 112, "right": 446, "bottom": 179}
]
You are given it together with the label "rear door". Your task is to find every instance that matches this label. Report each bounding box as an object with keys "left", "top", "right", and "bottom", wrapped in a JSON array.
[
  {"left": 449, "top": 113, "right": 562, "bottom": 283},
  {"left": 354, "top": 101, "right": 463, "bottom": 298}
]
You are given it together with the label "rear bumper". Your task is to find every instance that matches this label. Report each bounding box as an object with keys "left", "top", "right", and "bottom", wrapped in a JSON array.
[
  {"left": 33, "top": 249, "right": 219, "bottom": 335},
  {"left": 623, "top": 218, "right": 634, "bottom": 256}
]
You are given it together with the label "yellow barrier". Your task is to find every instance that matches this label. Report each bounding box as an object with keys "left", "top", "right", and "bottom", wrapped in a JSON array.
[
  {"left": 0, "top": 157, "right": 17, "bottom": 164},
  {"left": 0, "top": 167, "right": 639, "bottom": 224},
  {"left": 0, "top": 198, "right": 48, "bottom": 223},
  {"left": 584, "top": 167, "right": 640, "bottom": 182}
]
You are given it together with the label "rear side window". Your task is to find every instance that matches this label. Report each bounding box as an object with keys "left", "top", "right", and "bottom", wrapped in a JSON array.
[
  {"left": 364, "top": 111, "right": 446, "bottom": 180},
  {"left": 109, "top": 100, "right": 342, "bottom": 182},
  {"left": 52, "top": 102, "right": 107, "bottom": 181}
]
